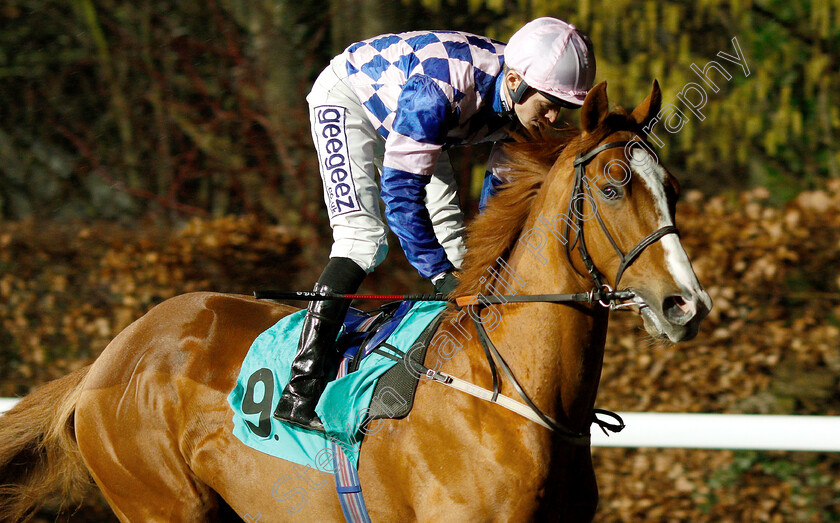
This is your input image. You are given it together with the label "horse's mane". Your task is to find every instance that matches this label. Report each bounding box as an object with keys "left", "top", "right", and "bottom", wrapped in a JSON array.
[{"left": 454, "top": 111, "right": 638, "bottom": 298}]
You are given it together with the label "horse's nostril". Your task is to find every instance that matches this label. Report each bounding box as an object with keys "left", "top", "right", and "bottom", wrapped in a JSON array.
[
  {"left": 663, "top": 295, "right": 694, "bottom": 325},
  {"left": 669, "top": 295, "right": 686, "bottom": 308}
]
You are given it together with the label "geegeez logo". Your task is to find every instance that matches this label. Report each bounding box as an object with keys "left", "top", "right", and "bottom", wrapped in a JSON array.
[{"left": 313, "top": 106, "right": 360, "bottom": 217}]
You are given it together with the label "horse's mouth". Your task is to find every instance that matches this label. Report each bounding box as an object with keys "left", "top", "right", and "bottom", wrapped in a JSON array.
[
  {"left": 609, "top": 292, "right": 670, "bottom": 340},
  {"left": 639, "top": 305, "right": 674, "bottom": 341},
  {"left": 629, "top": 292, "right": 706, "bottom": 343}
]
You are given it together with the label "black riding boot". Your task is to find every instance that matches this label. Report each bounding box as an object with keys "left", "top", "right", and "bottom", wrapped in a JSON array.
[{"left": 273, "top": 257, "right": 366, "bottom": 431}]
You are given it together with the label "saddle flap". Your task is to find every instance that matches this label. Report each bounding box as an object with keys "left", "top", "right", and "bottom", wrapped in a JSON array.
[
  {"left": 227, "top": 300, "right": 446, "bottom": 473},
  {"left": 365, "top": 313, "right": 443, "bottom": 422}
]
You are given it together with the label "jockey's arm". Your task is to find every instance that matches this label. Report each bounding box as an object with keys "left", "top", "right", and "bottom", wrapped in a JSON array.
[{"left": 380, "top": 75, "right": 457, "bottom": 280}]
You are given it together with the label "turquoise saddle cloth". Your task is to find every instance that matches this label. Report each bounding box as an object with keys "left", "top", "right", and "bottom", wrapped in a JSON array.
[{"left": 227, "top": 300, "right": 446, "bottom": 471}]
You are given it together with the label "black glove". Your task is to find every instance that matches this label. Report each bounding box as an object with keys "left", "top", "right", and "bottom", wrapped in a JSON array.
[{"left": 432, "top": 271, "right": 459, "bottom": 297}]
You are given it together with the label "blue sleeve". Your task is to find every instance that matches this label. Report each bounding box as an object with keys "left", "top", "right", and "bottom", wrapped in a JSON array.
[
  {"left": 380, "top": 75, "right": 455, "bottom": 279},
  {"left": 380, "top": 167, "right": 455, "bottom": 279},
  {"left": 478, "top": 170, "right": 504, "bottom": 213}
]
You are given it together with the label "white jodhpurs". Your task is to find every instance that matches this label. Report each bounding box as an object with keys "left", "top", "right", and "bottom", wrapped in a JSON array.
[{"left": 306, "top": 54, "right": 466, "bottom": 274}]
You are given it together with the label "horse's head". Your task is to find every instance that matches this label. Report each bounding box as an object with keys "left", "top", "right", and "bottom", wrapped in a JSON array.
[
  {"left": 556, "top": 81, "right": 711, "bottom": 342},
  {"left": 457, "top": 80, "right": 710, "bottom": 341}
]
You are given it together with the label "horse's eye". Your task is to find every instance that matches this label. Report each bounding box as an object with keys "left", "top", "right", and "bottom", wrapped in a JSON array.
[{"left": 601, "top": 185, "right": 622, "bottom": 200}]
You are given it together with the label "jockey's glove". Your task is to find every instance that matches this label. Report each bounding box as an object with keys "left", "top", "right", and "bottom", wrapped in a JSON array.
[{"left": 431, "top": 271, "right": 459, "bottom": 297}]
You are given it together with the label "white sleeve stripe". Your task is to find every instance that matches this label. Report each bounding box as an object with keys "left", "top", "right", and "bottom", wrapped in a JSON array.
[{"left": 382, "top": 134, "right": 442, "bottom": 175}]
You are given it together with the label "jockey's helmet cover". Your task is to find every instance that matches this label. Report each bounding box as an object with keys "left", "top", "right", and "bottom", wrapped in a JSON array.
[{"left": 505, "top": 17, "right": 596, "bottom": 107}]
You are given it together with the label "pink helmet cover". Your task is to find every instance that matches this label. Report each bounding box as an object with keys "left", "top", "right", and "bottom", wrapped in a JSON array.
[{"left": 505, "top": 17, "right": 597, "bottom": 106}]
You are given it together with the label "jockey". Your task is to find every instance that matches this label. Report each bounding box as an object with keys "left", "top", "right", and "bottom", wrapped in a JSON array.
[{"left": 274, "top": 17, "right": 597, "bottom": 431}]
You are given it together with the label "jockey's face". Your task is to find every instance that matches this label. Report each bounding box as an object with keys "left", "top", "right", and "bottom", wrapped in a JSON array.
[
  {"left": 505, "top": 71, "right": 565, "bottom": 133},
  {"left": 514, "top": 91, "right": 563, "bottom": 132}
]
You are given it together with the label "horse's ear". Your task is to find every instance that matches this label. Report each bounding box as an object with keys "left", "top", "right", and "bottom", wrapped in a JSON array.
[
  {"left": 580, "top": 81, "right": 608, "bottom": 133},
  {"left": 631, "top": 79, "right": 662, "bottom": 128}
]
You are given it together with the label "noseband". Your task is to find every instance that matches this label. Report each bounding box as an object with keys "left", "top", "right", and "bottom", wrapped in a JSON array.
[
  {"left": 569, "top": 140, "right": 679, "bottom": 292},
  {"left": 460, "top": 137, "right": 680, "bottom": 444}
]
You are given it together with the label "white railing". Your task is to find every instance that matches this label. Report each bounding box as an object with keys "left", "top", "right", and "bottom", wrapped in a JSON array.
[
  {"left": 1, "top": 398, "right": 837, "bottom": 451},
  {"left": 590, "top": 412, "right": 840, "bottom": 451},
  {"left": 0, "top": 398, "right": 20, "bottom": 414}
]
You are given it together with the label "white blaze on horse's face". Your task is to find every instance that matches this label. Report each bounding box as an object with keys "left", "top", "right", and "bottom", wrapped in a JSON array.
[{"left": 629, "top": 148, "right": 712, "bottom": 342}]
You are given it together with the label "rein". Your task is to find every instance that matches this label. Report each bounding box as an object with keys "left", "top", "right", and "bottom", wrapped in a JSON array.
[
  {"left": 254, "top": 139, "right": 678, "bottom": 445},
  {"left": 451, "top": 138, "right": 679, "bottom": 445},
  {"left": 458, "top": 291, "right": 627, "bottom": 445}
]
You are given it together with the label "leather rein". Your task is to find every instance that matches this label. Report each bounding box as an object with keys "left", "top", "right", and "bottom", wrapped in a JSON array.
[{"left": 458, "top": 139, "right": 680, "bottom": 445}]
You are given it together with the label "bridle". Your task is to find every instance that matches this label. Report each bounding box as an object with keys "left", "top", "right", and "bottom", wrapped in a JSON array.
[
  {"left": 568, "top": 139, "right": 679, "bottom": 293},
  {"left": 255, "top": 138, "right": 682, "bottom": 445},
  {"left": 463, "top": 137, "right": 680, "bottom": 445}
]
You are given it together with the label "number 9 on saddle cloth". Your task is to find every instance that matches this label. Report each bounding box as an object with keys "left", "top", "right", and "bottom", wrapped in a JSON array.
[{"left": 227, "top": 300, "right": 446, "bottom": 469}]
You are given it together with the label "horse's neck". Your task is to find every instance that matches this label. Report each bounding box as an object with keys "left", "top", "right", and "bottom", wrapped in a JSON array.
[{"left": 486, "top": 242, "right": 608, "bottom": 431}]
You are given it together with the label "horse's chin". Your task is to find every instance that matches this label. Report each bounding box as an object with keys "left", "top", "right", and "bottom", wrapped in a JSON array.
[{"left": 639, "top": 305, "right": 700, "bottom": 343}]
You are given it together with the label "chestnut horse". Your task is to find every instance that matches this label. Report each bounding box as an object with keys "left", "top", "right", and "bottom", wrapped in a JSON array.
[{"left": 0, "top": 81, "right": 710, "bottom": 522}]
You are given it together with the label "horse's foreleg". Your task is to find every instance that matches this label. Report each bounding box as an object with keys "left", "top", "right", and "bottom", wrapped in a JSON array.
[{"left": 536, "top": 445, "right": 598, "bottom": 522}]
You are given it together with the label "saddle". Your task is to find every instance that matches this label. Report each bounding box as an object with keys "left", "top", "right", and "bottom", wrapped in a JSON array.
[
  {"left": 227, "top": 299, "right": 446, "bottom": 470},
  {"left": 335, "top": 301, "right": 443, "bottom": 423}
]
